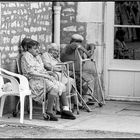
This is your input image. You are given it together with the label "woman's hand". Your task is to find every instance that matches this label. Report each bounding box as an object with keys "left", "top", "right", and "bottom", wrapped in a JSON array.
[
  {"left": 48, "top": 71, "right": 55, "bottom": 76},
  {"left": 29, "top": 72, "right": 54, "bottom": 82},
  {"left": 53, "top": 66, "right": 62, "bottom": 72},
  {"left": 47, "top": 71, "right": 59, "bottom": 80}
]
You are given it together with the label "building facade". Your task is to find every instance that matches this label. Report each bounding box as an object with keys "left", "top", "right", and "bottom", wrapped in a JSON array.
[{"left": 0, "top": 1, "right": 140, "bottom": 112}]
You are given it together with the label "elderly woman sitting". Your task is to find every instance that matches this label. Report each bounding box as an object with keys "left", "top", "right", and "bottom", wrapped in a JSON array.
[
  {"left": 20, "top": 38, "right": 76, "bottom": 121},
  {"left": 41, "top": 43, "right": 80, "bottom": 111},
  {"left": 41, "top": 43, "right": 75, "bottom": 89}
]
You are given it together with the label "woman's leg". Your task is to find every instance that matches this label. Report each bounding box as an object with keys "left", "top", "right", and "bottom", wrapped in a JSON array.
[
  {"left": 70, "top": 86, "right": 78, "bottom": 103},
  {"left": 60, "top": 92, "right": 69, "bottom": 107},
  {"left": 46, "top": 91, "right": 56, "bottom": 113},
  {"left": 65, "top": 77, "right": 79, "bottom": 105},
  {"left": 54, "top": 80, "right": 76, "bottom": 119},
  {"left": 60, "top": 92, "right": 76, "bottom": 120},
  {"left": 45, "top": 89, "right": 58, "bottom": 121},
  {"left": 55, "top": 96, "right": 61, "bottom": 114}
]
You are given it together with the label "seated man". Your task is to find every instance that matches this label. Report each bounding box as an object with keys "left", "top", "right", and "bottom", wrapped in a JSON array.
[
  {"left": 41, "top": 43, "right": 80, "bottom": 110},
  {"left": 20, "top": 38, "right": 76, "bottom": 121},
  {"left": 61, "top": 34, "right": 98, "bottom": 104}
]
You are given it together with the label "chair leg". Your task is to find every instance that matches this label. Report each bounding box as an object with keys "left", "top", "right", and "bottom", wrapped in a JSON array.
[
  {"left": 29, "top": 96, "right": 32, "bottom": 120},
  {"left": 0, "top": 95, "right": 6, "bottom": 117},
  {"left": 75, "top": 92, "right": 80, "bottom": 114},
  {"left": 42, "top": 101, "right": 45, "bottom": 114},
  {"left": 71, "top": 90, "right": 80, "bottom": 115},
  {"left": 88, "top": 86, "right": 103, "bottom": 107},
  {"left": 43, "top": 81, "right": 46, "bottom": 114},
  {"left": 80, "top": 62, "right": 83, "bottom": 96},
  {"left": 93, "top": 61, "right": 105, "bottom": 104},
  {"left": 15, "top": 100, "right": 20, "bottom": 114},
  {"left": 72, "top": 62, "right": 79, "bottom": 114},
  {"left": 67, "top": 64, "right": 72, "bottom": 111},
  {"left": 77, "top": 91, "right": 92, "bottom": 112},
  {"left": 72, "top": 84, "right": 92, "bottom": 112},
  {"left": 20, "top": 95, "right": 25, "bottom": 124}
]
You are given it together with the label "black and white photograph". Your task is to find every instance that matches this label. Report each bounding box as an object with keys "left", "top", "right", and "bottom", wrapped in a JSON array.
[{"left": 0, "top": 1, "right": 140, "bottom": 138}]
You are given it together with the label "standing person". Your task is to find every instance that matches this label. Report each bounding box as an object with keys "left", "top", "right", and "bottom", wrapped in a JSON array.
[
  {"left": 61, "top": 34, "right": 97, "bottom": 104},
  {"left": 20, "top": 38, "right": 76, "bottom": 121}
]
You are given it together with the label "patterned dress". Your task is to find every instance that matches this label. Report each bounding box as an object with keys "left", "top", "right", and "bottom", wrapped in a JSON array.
[{"left": 21, "top": 52, "right": 66, "bottom": 103}]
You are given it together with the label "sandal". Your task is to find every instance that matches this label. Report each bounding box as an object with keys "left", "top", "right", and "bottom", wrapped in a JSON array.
[{"left": 43, "top": 112, "right": 58, "bottom": 121}]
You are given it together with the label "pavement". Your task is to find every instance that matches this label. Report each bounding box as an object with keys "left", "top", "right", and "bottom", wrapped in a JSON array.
[{"left": 1, "top": 100, "right": 140, "bottom": 135}]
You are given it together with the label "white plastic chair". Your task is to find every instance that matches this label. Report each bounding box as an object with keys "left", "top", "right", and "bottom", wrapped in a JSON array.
[
  {"left": 15, "top": 55, "right": 55, "bottom": 115},
  {"left": 15, "top": 56, "right": 46, "bottom": 115},
  {"left": 0, "top": 68, "right": 32, "bottom": 123}
]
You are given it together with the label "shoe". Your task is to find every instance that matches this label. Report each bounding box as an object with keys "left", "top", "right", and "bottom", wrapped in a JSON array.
[
  {"left": 61, "top": 110, "right": 76, "bottom": 120},
  {"left": 56, "top": 110, "right": 61, "bottom": 115},
  {"left": 43, "top": 112, "right": 58, "bottom": 121},
  {"left": 86, "top": 101, "right": 95, "bottom": 105}
]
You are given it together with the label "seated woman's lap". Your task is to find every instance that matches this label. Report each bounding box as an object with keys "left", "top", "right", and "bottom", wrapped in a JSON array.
[{"left": 29, "top": 77, "right": 66, "bottom": 102}]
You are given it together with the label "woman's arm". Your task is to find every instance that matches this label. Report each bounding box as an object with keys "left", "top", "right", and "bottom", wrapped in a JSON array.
[
  {"left": 44, "top": 62, "right": 53, "bottom": 71},
  {"left": 52, "top": 66, "right": 62, "bottom": 72},
  {"left": 21, "top": 54, "right": 39, "bottom": 74},
  {"left": 41, "top": 52, "right": 61, "bottom": 72}
]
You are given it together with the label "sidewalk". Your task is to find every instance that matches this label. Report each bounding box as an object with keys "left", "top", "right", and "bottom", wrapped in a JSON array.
[{"left": 1, "top": 100, "right": 140, "bottom": 135}]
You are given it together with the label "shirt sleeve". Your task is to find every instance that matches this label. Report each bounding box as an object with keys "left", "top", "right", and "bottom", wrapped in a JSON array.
[
  {"left": 41, "top": 53, "right": 52, "bottom": 70},
  {"left": 41, "top": 52, "right": 50, "bottom": 63}
]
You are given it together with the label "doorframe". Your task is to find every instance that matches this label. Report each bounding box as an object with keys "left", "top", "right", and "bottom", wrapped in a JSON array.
[
  {"left": 104, "top": 2, "right": 115, "bottom": 99},
  {"left": 104, "top": 2, "right": 140, "bottom": 101}
]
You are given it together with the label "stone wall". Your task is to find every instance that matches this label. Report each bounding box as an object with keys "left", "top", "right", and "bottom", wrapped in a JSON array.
[
  {"left": 60, "top": 2, "right": 104, "bottom": 72},
  {"left": 0, "top": 2, "right": 52, "bottom": 70},
  {"left": 0, "top": 2, "right": 52, "bottom": 113},
  {"left": 60, "top": 2, "right": 86, "bottom": 44}
]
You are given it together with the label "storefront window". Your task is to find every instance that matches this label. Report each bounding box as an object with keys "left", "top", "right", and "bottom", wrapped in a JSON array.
[{"left": 114, "top": 1, "right": 140, "bottom": 60}]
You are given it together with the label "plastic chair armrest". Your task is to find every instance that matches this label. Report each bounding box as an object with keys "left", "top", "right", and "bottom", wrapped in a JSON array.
[
  {"left": 0, "top": 68, "right": 30, "bottom": 91},
  {"left": 0, "top": 73, "right": 19, "bottom": 93}
]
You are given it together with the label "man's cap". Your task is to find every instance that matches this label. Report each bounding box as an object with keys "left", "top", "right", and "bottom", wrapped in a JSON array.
[{"left": 71, "top": 34, "right": 84, "bottom": 41}]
